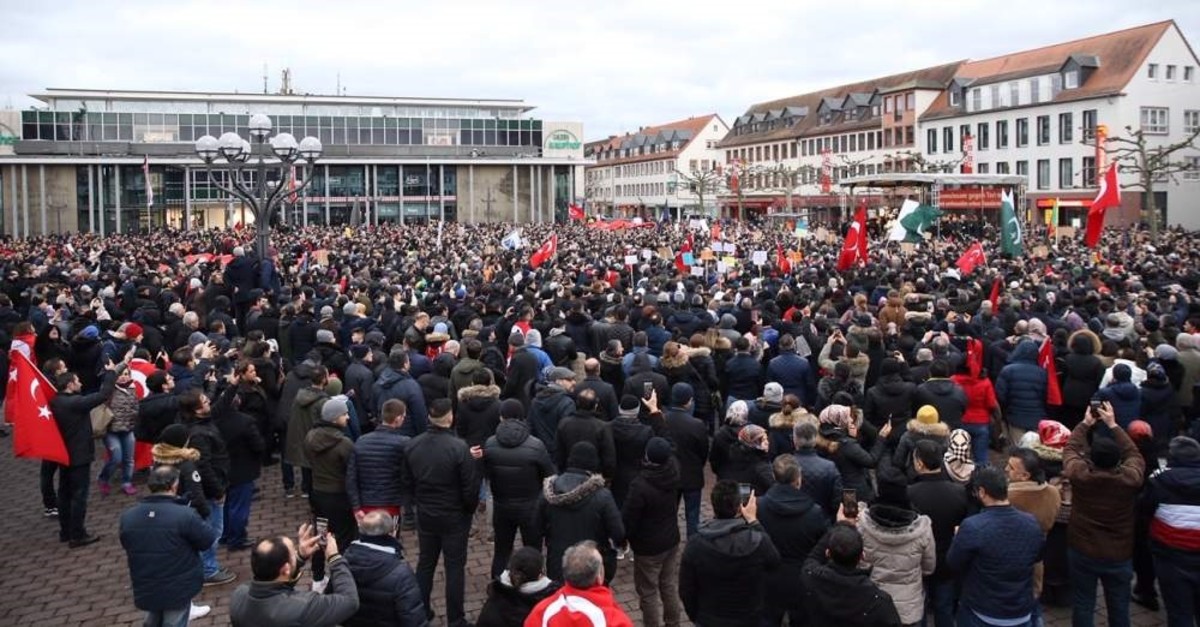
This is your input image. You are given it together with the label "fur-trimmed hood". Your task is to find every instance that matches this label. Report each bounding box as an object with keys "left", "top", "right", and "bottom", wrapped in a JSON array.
[
  {"left": 1032, "top": 442, "right": 1063, "bottom": 462},
  {"left": 904, "top": 419, "right": 950, "bottom": 439},
  {"left": 687, "top": 347, "right": 712, "bottom": 360},
  {"left": 770, "top": 408, "right": 817, "bottom": 430},
  {"left": 152, "top": 442, "right": 200, "bottom": 464},
  {"left": 457, "top": 383, "right": 500, "bottom": 403},
  {"left": 1068, "top": 329, "right": 1101, "bottom": 356},
  {"left": 543, "top": 472, "right": 606, "bottom": 508},
  {"left": 660, "top": 351, "right": 691, "bottom": 369}
]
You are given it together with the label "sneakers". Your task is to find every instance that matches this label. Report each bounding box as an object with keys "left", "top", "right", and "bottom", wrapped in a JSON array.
[
  {"left": 43, "top": 507, "right": 58, "bottom": 518},
  {"left": 284, "top": 488, "right": 297, "bottom": 499},
  {"left": 202, "top": 568, "right": 238, "bottom": 587},
  {"left": 121, "top": 483, "right": 137, "bottom": 496},
  {"left": 616, "top": 547, "right": 630, "bottom": 561},
  {"left": 98, "top": 481, "right": 111, "bottom": 497},
  {"left": 188, "top": 604, "right": 211, "bottom": 620}
]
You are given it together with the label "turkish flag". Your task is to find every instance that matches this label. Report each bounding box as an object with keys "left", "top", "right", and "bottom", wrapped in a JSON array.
[
  {"left": 128, "top": 358, "right": 161, "bottom": 470},
  {"left": 1039, "top": 339, "right": 1063, "bottom": 406},
  {"left": 836, "top": 205, "right": 868, "bottom": 271},
  {"left": 568, "top": 204, "right": 585, "bottom": 221},
  {"left": 1085, "top": 165, "right": 1120, "bottom": 248},
  {"left": 989, "top": 276, "right": 1003, "bottom": 306},
  {"left": 530, "top": 233, "right": 558, "bottom": 269},
  {"left": 6, "top": 351, "right": 69, "bottom": 465},
  {"left": 777, "top": 243, "right": 792, "bottom": 274},
  {"left": 956, "top": 242, "right": 986, "bottom": 275},
  {"left": 966, "top": 338, "right": 985, "bottom": 378}
]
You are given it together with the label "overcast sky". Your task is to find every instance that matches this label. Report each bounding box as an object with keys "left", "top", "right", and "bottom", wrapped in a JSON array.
[{"left": 2, "top": 0, "right": 1198, "bottom": 139}]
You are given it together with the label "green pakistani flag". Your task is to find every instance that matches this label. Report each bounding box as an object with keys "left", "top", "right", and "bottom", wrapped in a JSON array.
[
  {"left": 1000, "top": 189, "right": 1023, "bottom": 256},
  {"left": 899, "top": 204, "right": 943, "bottom": 243}
]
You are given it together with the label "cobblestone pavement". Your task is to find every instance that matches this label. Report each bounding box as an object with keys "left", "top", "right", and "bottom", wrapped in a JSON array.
[{"left": 0, "top": 440, "right": 1166, "bottom": 626}]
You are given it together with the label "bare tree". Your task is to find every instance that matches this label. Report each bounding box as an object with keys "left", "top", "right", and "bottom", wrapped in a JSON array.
[
  {"left": 754, "top": 162, "right": 820, "bottom": 213},
  {"left": 674, "top": 167, "right": 727, "bottom": 219},
  {"left": 886, "top": 149, "right": 964, "bottom": 173},
  {"left": 1103, "top": 125, "right": 1200, "bottom": 238}
]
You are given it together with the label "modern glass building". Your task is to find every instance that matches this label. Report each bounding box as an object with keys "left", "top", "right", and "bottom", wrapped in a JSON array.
[{"left": 0, "top": 88, "right": 587, "bottom": 235}]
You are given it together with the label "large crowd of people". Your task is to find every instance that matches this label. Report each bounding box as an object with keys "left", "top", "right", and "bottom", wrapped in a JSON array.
[{"left": 3, "top": 216, "right": 1200, "bottom": 627}]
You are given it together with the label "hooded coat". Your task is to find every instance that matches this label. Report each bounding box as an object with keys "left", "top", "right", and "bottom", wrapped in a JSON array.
[
  {"left": 527, "top": 384, "right": 576, "bottom": 461},
  {"left": 285, "top": 386, "right": 328, "bottom": 468},
  {"left": 341, "top": 535, "right": 428, "bottom": 627},
  {"left": 913, "top": 378, "right": 968, "bottom": 430},
  {"left": 801, "top": 538, "right": 902, "bottom": 627},
  {"left": 621, "top": 458, "right": 682, "bottom": 556},
  {"left": 717, "top": 441, "right": 774, "bottom": 496},
  {"left": 372, "top": 367, "right": 428, "bottom": 437},
  {"left": 476, "top": 572, "right": 560, "bottom": 627},
  {"left": 305, "top": 423, "right": 353, "bottom": 494},
  {"left": 756, "top": 483, "right": 830, "bottom": 618},
  {"left": 995, "top": 341, "right": 1048, "bottom": 431},
  {"left": 455, "top": 384, "right": 501, "bottom": 448},
  {"left": 538, "top": 471, "right": 624, "bottom": 582},
  {"left": 1062, "top": 331, "right": 1105, "bottom": 417},
  {"left": 483, "top": 419, "right": 555, "bottom": 508},
  {"left": 857, "top": 504, "right": 936, "bottom": 624},
  {"left": 891, "top": 419, "right": 950, "bottom": 476},
  {"left": 151, "top": 442, "right": 210, "bottom": 518},
  {"left": 1096, "top": 377, "right": 1142, "bottom": 428},
  {"left": 864, "top": 372, "right": 918, "bottom": 427},
  {"left": 679, "top": 517, "right": 781, "bottom": 627}
]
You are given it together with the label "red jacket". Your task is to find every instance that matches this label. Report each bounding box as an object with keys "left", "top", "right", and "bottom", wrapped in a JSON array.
[
  {"left": 951, "top": 374, "right": 998, "bottom": 425},
  {"left": 524, "top": 583, "right": 633, "bottom": 627}
]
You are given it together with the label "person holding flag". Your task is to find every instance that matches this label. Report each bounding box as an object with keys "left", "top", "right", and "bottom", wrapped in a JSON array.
[
  {"left": 776, "top": 243, "right": 792, "bottom": 275},
  {"left": 530, "top": 233, "right": 558, "bottom": 269},
  {"left": 1086, "top": 163, "right": 1121, "bottom": 248},
  {"left": 50, "top": 359, "right": 120, "bottom": 547},
  {"left": 1000, "top": 189, "right": 1023, "bottom": 257},
  {"left": 836, "top": 204, "right": 868, "bottom": 271},
  {"left": 956, "top": 242, "right": 986, "bottom": 275}
]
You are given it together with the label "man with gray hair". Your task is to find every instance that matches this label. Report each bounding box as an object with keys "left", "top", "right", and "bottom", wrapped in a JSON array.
[
  {"left": 341, "top": 511, "right": 427, "bottom": 627},
  {"left": 793, "top": 421, "right": 842, "bottom": 522},
  {"left": 525, "top": 540, "right": 634, "bottom": 626}
]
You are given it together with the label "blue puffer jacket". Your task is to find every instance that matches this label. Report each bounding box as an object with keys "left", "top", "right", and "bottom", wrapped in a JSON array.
[
  {"left": 1096, "top": 381, "right": 1142, "bottom": 428},
  {"left": 768, "top": 352, "right": 817, "bottom": 407},
  {"left": 119, "top": 494, "right": 219, "bottom": 612},
  {"left": 995, "top": 341, "right": 1048, "bottom": 431},
  {"left": 347, "top": 426, "right": 411, "bottom": 510},
  {"left": 372, "top": 368, "right": 428, "bottom": 437}
]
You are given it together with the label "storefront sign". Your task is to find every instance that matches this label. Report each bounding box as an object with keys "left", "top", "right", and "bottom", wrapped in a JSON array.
[
  {"left": 0, "top": 135, "right": 17, "bottom": 146},
  {"left": 545, "top": 130, "right": 581, "bottom": 151}
]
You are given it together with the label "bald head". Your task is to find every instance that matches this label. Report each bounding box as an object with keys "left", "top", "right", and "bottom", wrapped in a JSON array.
[
  {"left": 358, "top": 510, "right": 396, "bottom": 536},
  {"left": 584, "top": 358, "right": 600, "bottom": 376}
]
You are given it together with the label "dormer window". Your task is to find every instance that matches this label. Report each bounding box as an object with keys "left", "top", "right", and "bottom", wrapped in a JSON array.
[
  {"left": 1064, "top": 70, "right": 1079, "bottom": 89},
  {"left": 950, "top": 90, "right": 960, "bottom": 107}
]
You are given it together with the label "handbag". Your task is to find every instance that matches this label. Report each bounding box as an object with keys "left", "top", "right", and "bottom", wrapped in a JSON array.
[{"left": 90, "top": 404, "right": 114, "bottom": 437}]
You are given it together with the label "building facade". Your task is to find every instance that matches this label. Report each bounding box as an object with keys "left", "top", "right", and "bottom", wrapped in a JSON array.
[
  {"left": 583, "top": 114, "right": 728, "bottom": 218},
  {"left": 0, "top": 88, "right": 587, "bottom": 236},
  {"left": 719, "top": 20, "right": 1200, "bottom": 229}
]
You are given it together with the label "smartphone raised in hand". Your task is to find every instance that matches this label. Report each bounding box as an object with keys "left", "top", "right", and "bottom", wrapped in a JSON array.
[
  {"left": 643, "top": 382, "right": 654, "bottom": 400},
  {"left": 842, "top": 489, "right": 860, "bottom": 519},
  {"left": 738, "top": 483, "right": 753, "bottom": 506},
  {"left": 314, "top": 516, "right": 329, "bottom": 547}
]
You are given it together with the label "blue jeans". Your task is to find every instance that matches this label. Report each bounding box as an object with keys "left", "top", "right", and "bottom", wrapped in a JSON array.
[
  {"left": 142, "top": 606, "right": 189, "bottom": 627},
  {"left": 962, "top": 423, "right": 990, "bottom": 467},
  {"left": 1153, "top": 544, "right": 1200, "bottom": 627},
  {"left": 920, "top": 577, "right": 957, "bottom": 627},
  {"left": 222, "top": 482, "right": 254, "bottom": 547},
  {"left": 201, "top": 500, "right": 224, "bottom": 577},
  {"left": 683, "top": 489, "right": 701, "bottom": 538},
  {"left": 955, "top": 605, "right": 1032, "bottom": 627},
  {"left": 1069, "top": 547, "right": 1132, "bottom": 627},
  {"left": 100, "top": 430, "right": 136, "bottom": 485}
]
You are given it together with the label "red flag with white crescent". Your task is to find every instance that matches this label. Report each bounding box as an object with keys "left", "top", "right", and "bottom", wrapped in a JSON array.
[
  {"left": 7, "top": 351, "right": 69, "bottom": 465},
  {"left": 836, "top": 205, "right": 867, "bottom": 271}
]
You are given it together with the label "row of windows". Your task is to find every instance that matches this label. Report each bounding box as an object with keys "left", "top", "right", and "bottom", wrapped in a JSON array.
[
  {"left": 613, "top": 182, "right": 669, "bottom": 197},
  {"left": 585, "top": 159, "right": 677, "bottom": 183},
  {"left": 723, "top": 127, "right": 917, "bottom": 166},
  {"left": 20, "top": 110, "right": 544, "bottom": 147},
  {"left": 1147, "top": 63, "right": 1196, "bottom": 82},
  {"left": 926, "top": 109, "right": 1099, "bottom": 154}
]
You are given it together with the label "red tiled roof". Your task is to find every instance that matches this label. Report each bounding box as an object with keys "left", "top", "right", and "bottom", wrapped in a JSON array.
[
  {"left": 921, "top": 21, "right": 1174, "bottom": 120},
  {"left": 586, "top": 114, "right": 723, "bottom": 166}
]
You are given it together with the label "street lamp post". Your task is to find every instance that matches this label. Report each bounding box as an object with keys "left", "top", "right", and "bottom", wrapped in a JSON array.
[{"left": 194, "top": 114, "right": 323, "bottom": 257}]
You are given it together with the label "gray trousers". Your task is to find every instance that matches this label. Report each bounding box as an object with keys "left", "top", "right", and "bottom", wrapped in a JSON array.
[{"left": 633, "top": 544, "right": 683, "bottom": 627}]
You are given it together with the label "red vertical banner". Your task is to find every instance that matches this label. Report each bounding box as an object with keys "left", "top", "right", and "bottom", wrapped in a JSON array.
[
  {"left": 820, "top": 148, "right": 832, "bottom": 194},
  {"left": 961, "top": 133, "right": 974, "bottom": 174}
]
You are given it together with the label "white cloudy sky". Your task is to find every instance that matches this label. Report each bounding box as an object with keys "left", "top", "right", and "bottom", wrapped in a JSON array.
[{"left": 2, "top": 0, "right": 1198, "bottom": 139}]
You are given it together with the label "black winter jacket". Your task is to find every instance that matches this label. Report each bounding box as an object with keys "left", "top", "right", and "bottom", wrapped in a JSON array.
[
  {"left": 151, "top": 443, "right": 210, "bottom": 518},
  {"left": 136, "top": 391, "right": 179, "bottom": 442},
  {"left": 51, "top": 371, "right": 116, "bottom": 466},
  {"left": 717, "top": 441, "right": 773, "bottom": 496},
  {"left": 187, "top": 414, "right": 230, "bottom": 500},
  {"left": 401, "top": 425, "right": 480, "bottom": 527},
  {"left": 342, "top": 535, "right": 428, "bottom": 627},
  {"left": 709, "top": 424, "right": 740, "bottom": 477},
  {"left": 477, "top": 574, "right": 560, "bottom": 627},
  {"left": 724, "top": 352, "right": 763, "bottom": 401},
  {"left": 455, "top": 384, "right": 502, "bottom": 448},
  {"left": 609, "top": 412, "right": 664, "bottom": 507},
  {"left": 554, "top": 412, "right": 616, "bottom": 478},
  {"left": 538, "top": 471, "right": 625, "bottom": 582},
  {"left": 914, "top": 378, "right": 968, "bottom": 430},
  {"left": 347, "top": 425, "right": 409, "bottom": 510},
  {"left": 527, "top": 384, "right": 575, "bottom": 461},
  {"left": 907, "top": 470, "right": 971, "bottom": 580},
  {"left": 864, "top": 374, "right": 918, "bottom": 427},
  {"left": 575, "top": 376, "right": 619, "bottom": 421},
  {"left": 664, "top": 406, "right": 710, "bottom": 491},
  {"left": 758, "top": 483, "right": 830, "bottom": 614},
  {"left": 621, "top": 458, "right": 681, "bottom": 556},
  {"left": 216, "top": 388, "right": 266, "bottom": 486},
  {"left": 483, "top": 419, "right": 555, "bottom": 507},
  {"left": 119, "top": 494, "right": 219, "bottom": 612},
  {"left": 801, "top": 529, "right": 902, "bottom": 627},
  {"left": 680, "top": 517, "right": 781, "bottom": 627}
]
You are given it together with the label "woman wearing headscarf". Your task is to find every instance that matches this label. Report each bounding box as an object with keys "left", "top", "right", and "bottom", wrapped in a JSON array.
[
  {"left": 717, "top": 424, "right": 773, "bottom": 496},
  {"left": 817, "top": 404, "right": 889, "bottom": 502},
  {"left": 942, "top": 429, "right": 976, "bottom": 485}
]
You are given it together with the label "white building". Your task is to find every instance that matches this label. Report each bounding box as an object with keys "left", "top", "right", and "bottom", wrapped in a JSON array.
[
  {"left": 584, "top": 114, "right": 728, "bottom": 218},
  {"left": 919, "top": 20, "right": 1200, "bottom": 229},
  {"left": 717, "top": 20, "right": 1200, "bottom": 228}
]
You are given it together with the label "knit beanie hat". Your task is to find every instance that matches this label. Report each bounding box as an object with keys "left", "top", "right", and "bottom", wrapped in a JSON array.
[
  {"left": 725, "top": 400, "right": 749, "bottom": 426},
  {"left": 762, "top": 382, "right": 783, "bottom": 404},
  {"left": 644, "top": 437, "right": 672, "bottom": 465},
  {"left": 1018, "top": 431, "right": 1042, "bottom": 449},
  {"left": 671, "top": 382, "right": 694, "bottom": 407},
  {"left": 1155, "top": 344, "right": 1179, "bottom": 361},
  {"left": 1112, "top": 363, "right": 1132, "bottom": 382},
  {"left": 916, "top": 405, "right": 939, "bottom": 425},
  {"left": 159, "top": 423, "right": 189, "bottom": 447},
  {"left": 1037, "top": 420, "right": 1071, "bottom": 449},
  {"left": 943, "top": 429, "right": 976, "bottom": 483},
  {"left": 320, "top": 395, "right": 350, "bottom": 424},
  {"left": 500, "top": 399, "right": 526, "bottom": 420},
  {"left": 316, "top": 329, "right": 336, "bottom": 345},
  {"left": 325, "top": 376, "right": 344, "bottom": 396},
  {"left": 567, "top": 441, "right": 600, "bottom": 473},
  {"left": 1168, "top": 436, "right": 1200, "bottom": 465},
  {"left": 1127, "top": 420, "right": 1153, "bottom": 441},
  {"left": 819, "top": 404, "right": 853, "bottom": 430}
]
